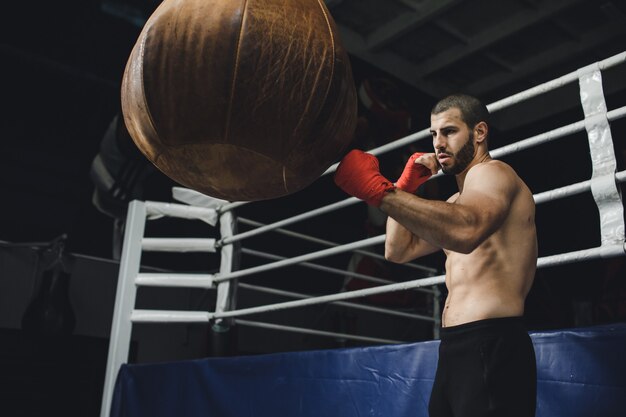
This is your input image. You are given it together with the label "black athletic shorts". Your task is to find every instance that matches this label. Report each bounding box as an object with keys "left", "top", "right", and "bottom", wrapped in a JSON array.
[{"left": 428, "top": 316, "right": 537, "bottom": 417}]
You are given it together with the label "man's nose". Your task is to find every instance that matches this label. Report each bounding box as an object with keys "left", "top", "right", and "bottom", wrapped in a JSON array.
[{"left": 433, "top": 133, "right": 446, "bottom": 150}]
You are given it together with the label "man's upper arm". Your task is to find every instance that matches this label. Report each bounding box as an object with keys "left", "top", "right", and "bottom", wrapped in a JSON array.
[
  {"left": 385, "top": 216, "right": 438, "bottom": 263},
  {"left": 456, "top": 162, "right": 516, "bottom": 243},
  {"left": 404, "top": 234, "right": 440, "bottom": 261},
  {"left": 391, "top": 192, "right": 459, "bottom": 262}
]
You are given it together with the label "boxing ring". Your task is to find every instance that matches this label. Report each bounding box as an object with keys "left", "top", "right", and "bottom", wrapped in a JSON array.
[{"left": 101, "top": 51, "right": 626, "bottom": 417}]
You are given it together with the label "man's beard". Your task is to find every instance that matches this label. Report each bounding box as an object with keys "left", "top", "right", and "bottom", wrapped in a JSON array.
[{"left": 441, "top": 132, "right": 475, "bottom": 175}]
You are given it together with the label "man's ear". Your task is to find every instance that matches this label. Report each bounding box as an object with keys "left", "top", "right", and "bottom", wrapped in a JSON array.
[{"left": 474, "top": 121, "right": 488, "bottom": 143}]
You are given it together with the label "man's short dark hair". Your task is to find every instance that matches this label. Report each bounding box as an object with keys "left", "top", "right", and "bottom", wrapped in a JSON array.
[{"left": 431, "top": 94, "right": 490, "bottom": 130}]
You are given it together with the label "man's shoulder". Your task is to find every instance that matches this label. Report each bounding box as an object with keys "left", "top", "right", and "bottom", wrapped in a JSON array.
[
  {"left": 465, "top": 160, "right": 523, "bottom": 200},
  {"left": 471, "top": 159, "right": 515, "bottom": 173},
  {"left": 467, "top": 159, "right": 518, "bottom": 183}
]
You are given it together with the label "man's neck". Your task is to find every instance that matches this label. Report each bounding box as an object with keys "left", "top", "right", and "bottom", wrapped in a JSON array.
[{"left": 455, "top": 152, "right": 492, "bottom": 192}]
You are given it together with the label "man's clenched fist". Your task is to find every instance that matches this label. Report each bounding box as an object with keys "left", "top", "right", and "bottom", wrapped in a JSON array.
[
  {"left": 334, "top": 150, "right": 395, "bottom": 207},
  {"left": 395, "top": 152, "right": 434, "bottom": 194}
]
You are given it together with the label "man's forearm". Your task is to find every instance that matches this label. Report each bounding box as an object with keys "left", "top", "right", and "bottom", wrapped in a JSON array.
[
  {"left": 380, "top": 189, "right": 479, "bottom": 254},
  {"left": 385, "top": 216, "right": 414, "bottom": 262}
]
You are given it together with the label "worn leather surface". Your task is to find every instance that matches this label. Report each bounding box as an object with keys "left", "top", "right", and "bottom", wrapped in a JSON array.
[{"left": 121, "top": 0, "right": 357, "bottom": 201}]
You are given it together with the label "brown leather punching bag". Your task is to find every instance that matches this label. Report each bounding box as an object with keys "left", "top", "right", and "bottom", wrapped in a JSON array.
[{"left": 121, "top": 0, "right": 358, "bottom": 201}]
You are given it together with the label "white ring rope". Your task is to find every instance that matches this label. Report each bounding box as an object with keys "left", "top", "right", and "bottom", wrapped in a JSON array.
[
  {"left": 487, "top": 51, "right": 626, "bottom": 113},
  {"left": 131, "top": 242, "right": 626, "bottom": 323},
  {"left": 534, "top": 170, "right": 626, "bottom": 205},
  {"left": 491, "top": 106, "right": 626, "bottom": 160},
  {"left": 133, "top": 271, "right": 435, "bottom": 322},
  {"left": 237, "top": 282, "right": 435, "bottom": 321},
  {"left": 131, "top": 263, "right": 435, "bottom": 321},
  {"left": 536, "top": 244, "right": 626, "bottom": 268},
  {"left": 132, "top": 275, "right": 445, "bottom": 323},
  {"left": 129, "top": 310, "right": 404, "bottom": 344},
  {"left": 238, "top": 217, "right": 438, "bottom": 273},
  {"left": 241, "top": 247, "right": 435, "bottom": 294},
  {"left": 214, "top": 235, "right": 385, "bottom": 283},
  {"left": 218, "top": 198, "right": 357, "bottom": 246},
  {"left": 234, "top": 319, "right": 406, "bottom": 345}
]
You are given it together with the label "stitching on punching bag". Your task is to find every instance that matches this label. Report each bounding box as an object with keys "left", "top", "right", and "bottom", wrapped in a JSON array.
[{"left": 224, "top": 0, "right": 250, "bottom": 143}]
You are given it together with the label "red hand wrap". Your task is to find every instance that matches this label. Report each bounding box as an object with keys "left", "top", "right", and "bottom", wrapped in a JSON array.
[
  {"left": 395, "top": 152, "right": 432, "bottom": 194},
  {"left": 334, "top": 150, "right": 395, "bottom": 207}
]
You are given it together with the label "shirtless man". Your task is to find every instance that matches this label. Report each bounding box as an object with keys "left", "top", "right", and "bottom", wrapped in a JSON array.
[{"left": 334, "top": 94, "right": 538, "bottom": 417}]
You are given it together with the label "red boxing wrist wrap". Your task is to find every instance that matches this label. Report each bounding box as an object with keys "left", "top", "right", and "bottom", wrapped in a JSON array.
[
  {"left": 334, "top": 150, "right": 395, "bottom": 207},
  {"left": 395, "top": 152, "right": 432, "bottom": 194}
]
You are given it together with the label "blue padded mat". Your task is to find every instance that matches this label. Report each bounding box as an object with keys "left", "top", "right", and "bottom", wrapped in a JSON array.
[{"left": 110, "top": 323, "right": 626, "bottom": 417}]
